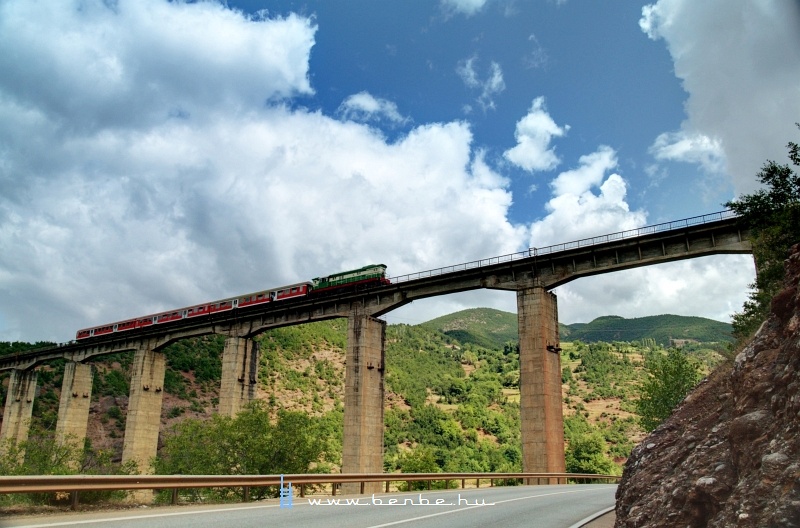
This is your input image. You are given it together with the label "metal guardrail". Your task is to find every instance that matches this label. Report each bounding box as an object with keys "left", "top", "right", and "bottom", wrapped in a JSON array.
[
  {"left": 389, "top": 210, "right": 738, "bottom": 284},
  {"left": 0, "top": 472, "right": 620, "bottom": 494},
  {"left": 0, "top": 472, "right": 619, "bottom": 507}
]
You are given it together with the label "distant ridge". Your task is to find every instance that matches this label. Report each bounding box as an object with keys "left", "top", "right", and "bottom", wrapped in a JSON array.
[
  {"left": 420, "top": 308, "right": 518, "bottom": 349},
  {"left": 421, "top": 308, "right": 732, "bottom": 349},
  {"left": 567, "top": 314, "right": 732, "bottom": 346}
]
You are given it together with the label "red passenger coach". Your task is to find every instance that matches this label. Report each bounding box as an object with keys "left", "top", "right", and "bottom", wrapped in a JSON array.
[
  {"left": 236, "top": 290, "right": 273, "bottom": 309},
  {"left": 186, "top": 299, "right": 235, "bottom": 319},
  {"left": 155, "top": 311, "right": 184, "bottom": 324},
  {"left": 73, "top": 270, "right": 362, "bottom": 341},
  {"left": 92, "top": 325, "right": 114, "bottom": 337},
  {"left": 274, "top": 282, "right": 311, "bottom": 301},
  {"left": 116, "top": 320, "right": 138, "bottom": 332}
]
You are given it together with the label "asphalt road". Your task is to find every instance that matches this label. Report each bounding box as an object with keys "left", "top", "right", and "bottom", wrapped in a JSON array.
[{"left": 0, "top": 485, "right": 617, "bottom": 528}]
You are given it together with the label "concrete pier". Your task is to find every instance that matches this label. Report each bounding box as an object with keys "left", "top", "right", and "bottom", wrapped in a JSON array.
[
  {"left": 218, "top": 337, "right": 260, "bottom": 417},
  {"left": 517, "top": 286, "right": 565, "bottom": 480},
  {"left": 122, "top": 345, "right": 165, "bottom": 475},
  {"left": 1, "top": 369, "right": 38, "bottom": 445},
  {"left": 341, "top": 314, "right": 386, "bottom": 494},
  {"left": 55, "top": 362, "right": 93, "bottom": 450}
]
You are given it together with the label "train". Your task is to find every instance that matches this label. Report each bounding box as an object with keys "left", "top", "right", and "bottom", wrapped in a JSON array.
[{"left": 76, "top": 264, "right": 390, "bottom": 340}]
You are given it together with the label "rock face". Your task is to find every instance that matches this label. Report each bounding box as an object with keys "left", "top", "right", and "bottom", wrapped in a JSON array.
[{"left": 615, "top": 246, "right": 800, "bottom": 527}]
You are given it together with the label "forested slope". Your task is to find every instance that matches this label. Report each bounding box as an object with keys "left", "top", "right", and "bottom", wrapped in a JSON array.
[{"left": 0, "top": 308, "right": 728, "bottom": 485}]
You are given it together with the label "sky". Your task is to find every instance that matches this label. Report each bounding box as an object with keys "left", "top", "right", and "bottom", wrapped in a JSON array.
[{"left": 1, "top": 0, "right": 799, "bottom": 342}]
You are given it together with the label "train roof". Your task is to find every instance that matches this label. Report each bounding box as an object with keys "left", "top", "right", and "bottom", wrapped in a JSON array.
[{"left": 313, "top": 264, "right": 387, "bottom": 280}]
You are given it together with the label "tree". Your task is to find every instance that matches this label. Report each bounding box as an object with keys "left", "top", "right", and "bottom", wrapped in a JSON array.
[
  {"left": 636, "top": 349, "right": 702, "bottom": 432},
  {"left": 565, "top": 431, "right": 619, "bottom": 476},
  {"left": 725, "top": 124, "right": 800, "bottom": 339},
  {"left": 155, "top": 401, "right": 329, "bottom": 500},
  {"left": 563, "top": 414, "right": 619, "bottom": 476}
]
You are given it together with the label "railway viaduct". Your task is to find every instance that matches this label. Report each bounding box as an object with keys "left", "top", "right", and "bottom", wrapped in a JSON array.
[{"left": 0, "top": 211, "right": 752, "bottom": 493}]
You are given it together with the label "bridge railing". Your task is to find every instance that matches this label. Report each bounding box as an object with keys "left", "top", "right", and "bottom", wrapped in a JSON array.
[
  {"left": 390, "top": 210, "right": 738, "bottom": 284},
  {"left": 4, "top": 211, "right": 739, "bottom": 357}
]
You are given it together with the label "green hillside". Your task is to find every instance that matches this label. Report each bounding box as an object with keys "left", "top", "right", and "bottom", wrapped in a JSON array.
[
  {"left": 566, "top": 314, "right": 733, "bottom": 346},
  {"left": 420, "top": 308, "right": 518, "bottom": 349},
  {"left": 422, "top": 309, "right": 731, "bottom": 348},
  {"left": 1, "top": 306, "right": 728, "bottom": 502}
]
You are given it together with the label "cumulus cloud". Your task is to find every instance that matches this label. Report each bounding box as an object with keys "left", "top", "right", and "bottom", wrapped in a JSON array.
[
  {"left": 0, "top": 0, "right": 316, "bottom": 132},
  {"left": 0, "top": 0, "right": 525, "bottom": 341},
  {"left": 504, "top": 97, "right": 569, "bottom": 173},
  {"left": 640, "top": 0, "right": 800, "bottom": 195},
  {"left": 523, "top": 143, "right": 752, "bottom": 325},
  {"left": 554, "top": 255, "right": 755, "bottom": 325},
  {"left": 529, "top": 146, "right": 646, "bottom": 247},
  {"left": 650, "top": 131, "right": 726, "bottom": 174},
  {"left": 338, "top": 92, "right": 409, "bottom": 125},
  {"left": 456, "top": 56, "right": 506, "bottom": 112}
]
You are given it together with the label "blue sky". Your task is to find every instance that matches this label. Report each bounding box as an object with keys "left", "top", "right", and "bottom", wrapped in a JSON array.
[{"left": 0, "top": 0, "right": 798, "bottom": 341}]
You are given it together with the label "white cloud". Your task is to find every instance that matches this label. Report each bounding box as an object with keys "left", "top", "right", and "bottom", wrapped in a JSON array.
[
  {"left": 525, "top": 143, "right": 753, "bottom": 326},
  {"left": 456, "top": 56, "right": 506, "bottom": 112},
  {"left": 338, "top": 92, "right": 409, "bottom": 125},
  {"left": 504, "top": 97, "right": 568, "bottom": 172},
  {"left": 524, "top": 33, "right": 548, "bottom": 70},
  {"left": 641, "top": 0, "right": 800, "bottom": 195},
  {"left": 649, "top": 131, "right": 726, "bottom": 173},
  {"left": 441, "top": 0, "right": 490, "bottom": 16},
  {"left": 457, "top": 56, "right": 480, "bottom": 88},
  {"left": 554, "top": 255, "right": 755, "bottom": 325},
  {"left": 0, "top": 0, "right": 526, "bottom": 342},
  {"left": 529, "top": 146, "right": 646, "bottom": 247},
  {"left": 0, "top": 0, "right": 315, "bottom": 132},
  {"left": 0, "top": 0, "right": 762, "bottom": 344}
]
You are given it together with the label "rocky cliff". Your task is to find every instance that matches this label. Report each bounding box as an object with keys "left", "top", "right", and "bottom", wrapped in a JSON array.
[{"left": 615, "top": 246, "right": 800, "bottom": 527}]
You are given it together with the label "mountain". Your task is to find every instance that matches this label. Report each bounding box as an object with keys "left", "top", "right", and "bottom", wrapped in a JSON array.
[
  {"left": 1, "top": 306, "right": 729, "bottom": 492},
  {"left": 421, "top": 309, "right": 732, "bottom": 349},
  {"left": 566, "top": 314, "right": 733, "bottom": 346},
  {"left": 420, "top": 308, "right": 519, "bottom": 350}
]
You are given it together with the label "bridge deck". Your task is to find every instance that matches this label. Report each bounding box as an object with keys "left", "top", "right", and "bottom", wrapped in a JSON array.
[{"left": 0, "top": 211, "right": 751, "bottom": 371}]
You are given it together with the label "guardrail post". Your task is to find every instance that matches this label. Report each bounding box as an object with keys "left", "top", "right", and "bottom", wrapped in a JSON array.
[
  {"left": 300, "top": 484, "right": 306, "bottom": 498},
  {"left": 70, "top": 491, "right": 79, "bottom": 510},
  {"left": 243, "top": 486, "right": 250, "bottom": 502},
  {"left": 461, "top": 479, "right": 465, "bottom": 489},
  {"left": 385, "top": 481, "right": 390, "bottom": 493},
  {"left": 171, "top": 488, "right": 178, "bottom": 505}
]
